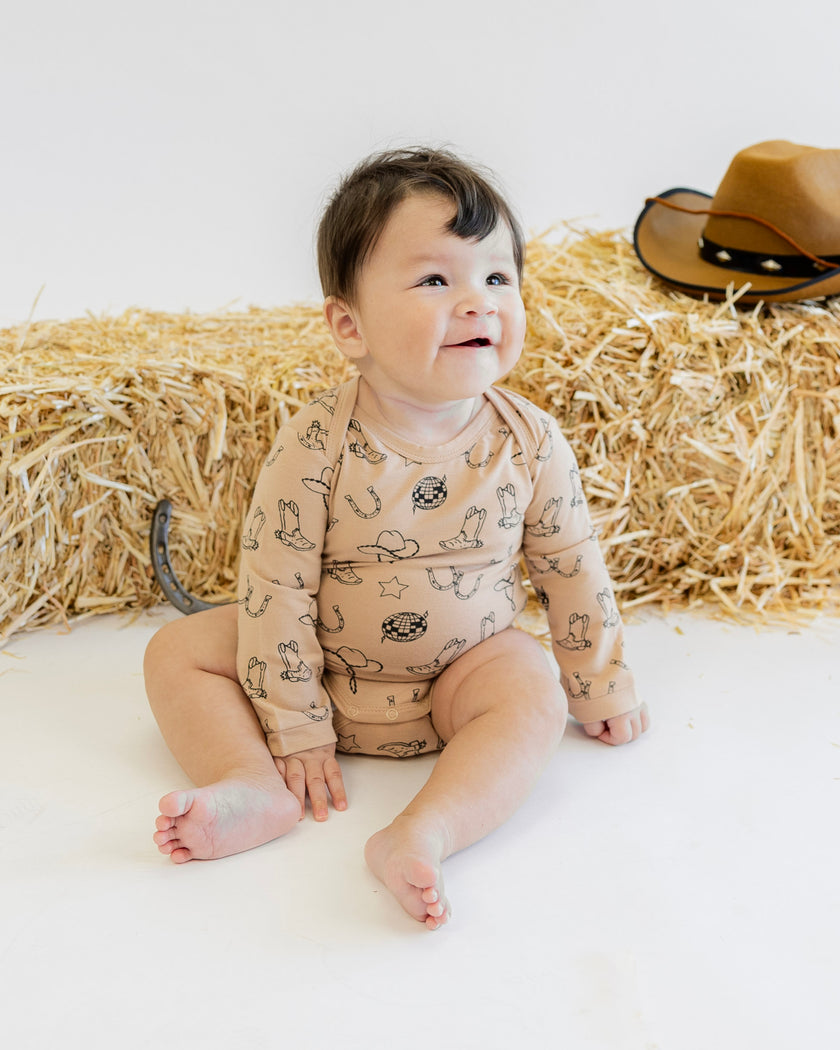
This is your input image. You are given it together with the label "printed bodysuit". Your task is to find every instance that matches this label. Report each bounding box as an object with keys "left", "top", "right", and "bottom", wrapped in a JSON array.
[{"left": 236, "top": 377, "right": 638, "bottom": 758}]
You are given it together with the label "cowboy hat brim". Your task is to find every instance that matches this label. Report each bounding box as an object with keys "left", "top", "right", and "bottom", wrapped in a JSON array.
[
  {"left": 356, "top": 541, "right": 420, "bottom": 558},
  {"left": 633, "top": 188, "right": 840, "bottom": 303}
]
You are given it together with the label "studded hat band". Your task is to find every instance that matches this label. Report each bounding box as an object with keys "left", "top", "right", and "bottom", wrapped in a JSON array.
[
  {"left": 645, "top": 196, "right": 840, "bottom": 275},
  {"left": 697, "top": 236, "right": 840, "bottom": 277}
]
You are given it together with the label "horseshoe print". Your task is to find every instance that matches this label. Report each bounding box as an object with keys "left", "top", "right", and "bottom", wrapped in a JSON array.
[
  {"left": 317, "top": 604, "right": 345, "bottom": 633},
  {"left": 298, "top": 599, "right": 345, "bottom": 633},
  {"left": 452, "top": 569, "right": 483, "bottom": 600},
  {"left": 567, "top": 671, "right": 591, "bottom": 701},
  {"left": 544, "top": 553, "right": 583, "bottom": 579},
  {"left": 535, "top": 419, "right": 554, "bottom": 462},
  {"left": 464, "top": 443, "right": 494, "bottom": 469},
  {"left": 238, "top": 576, "right": 272, "bottom": 618},
  {"left": 425, "top": 566, "right": 484, "bottom": 600},
  {"left": 345, "top": 485, "right": 382, "bottom": 518}
]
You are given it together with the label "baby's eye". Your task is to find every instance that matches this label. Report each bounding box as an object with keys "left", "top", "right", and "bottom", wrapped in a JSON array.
[
  {"left": 486, "top": 273, "right": 511, "bottom": 286},
  {"left": 419, "top": 275, "right": 446, "bottom": 287}
]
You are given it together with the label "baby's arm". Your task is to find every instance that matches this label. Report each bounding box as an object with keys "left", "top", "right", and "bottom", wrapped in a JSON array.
[
  {"left": 521, "top": 413, "right": 648, "bottom": 743},
  {"left": 236, "top": 402, "right": 340, "bottom": 767}
]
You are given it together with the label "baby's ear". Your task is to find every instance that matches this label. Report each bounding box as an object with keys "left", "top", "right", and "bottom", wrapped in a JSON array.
[{"left": 324, "top": 297, "right": 366, "bottom": 361}]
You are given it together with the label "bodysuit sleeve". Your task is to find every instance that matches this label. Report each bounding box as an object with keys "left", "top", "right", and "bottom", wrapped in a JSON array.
[
  {"left": 235, "top": 397, "right": 337, "bottom": 757},
  {"left": 519, "top": 405, "right": 639, "bottom": 725}
]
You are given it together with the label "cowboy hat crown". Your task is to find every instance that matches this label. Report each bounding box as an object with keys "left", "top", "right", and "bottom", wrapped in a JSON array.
[{"left": 633, "top": 140, "right": 840, "bottom": 302}]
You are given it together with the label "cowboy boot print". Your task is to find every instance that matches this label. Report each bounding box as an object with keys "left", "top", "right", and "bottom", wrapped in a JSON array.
[
  {"left": 241, "top": 506, "right": 266, "bottom": 550},
  {"left": 527, "top": 497, "right": 563, "bottom": 538},
  {"left": 243, "top": 656, "right": 267, "bottom": 700},
  {"left": 557, "top": 612, "right": 592, "bottom": 651},
  {"left": 298, "top": 420, "right": 328, "bottom": 451},
  {"left": 569, "top": 466, "right": 584, "bottom": 508},
  {"left": 347, "top": 419, "right": 387, "bottom": 464},
  {"left": 377, "top": 740, "right": 429, "bottom": 758},
  {"left": 496, "top": 483, "right": 523, "bottom": 529},
  {"left": 275, "top": 499, "right": 315, "bottom": 551},
  {"left": 406, "top": 637, "right": 466, "bottom": 676},
  {"left": 440, "top": 506, "right": 486, "bottom": 550},
  {"left": 597, "top": 588, "right": 620, "bottom": 628},
  {"left": 277, "top": 639, "right": 313, "bottom": 683}
]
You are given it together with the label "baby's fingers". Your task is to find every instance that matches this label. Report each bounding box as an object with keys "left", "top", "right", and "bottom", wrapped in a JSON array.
[
  {"left": 323, "top": 755, "right": 348, "bottom": 813},
  {"left": 278, "top": 757, "right": 307, "bottom": 818},
  {"left": 604, "top": 703, "right": 651, "bottom": 745}
]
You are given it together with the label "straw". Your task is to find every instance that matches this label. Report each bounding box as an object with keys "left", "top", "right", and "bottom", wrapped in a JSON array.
[{"left": 2, "top": 228, "right": 838, "bottom": 640}]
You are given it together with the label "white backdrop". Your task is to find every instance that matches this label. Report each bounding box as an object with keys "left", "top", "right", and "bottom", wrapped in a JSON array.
[{"left": 3, "top": 0, "right": 839, "bottom": 326}]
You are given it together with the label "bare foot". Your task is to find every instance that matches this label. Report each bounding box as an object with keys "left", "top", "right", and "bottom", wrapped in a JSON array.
[
  {"left": 364, "top": 816, "right": 451, "bottom": 930},
  {"left": 153, "top": 773, "right": 300, "bottom": 862}
]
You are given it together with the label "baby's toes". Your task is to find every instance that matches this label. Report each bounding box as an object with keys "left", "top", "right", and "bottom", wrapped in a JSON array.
[{"left": 425, "top": 908, "right": 449, "bottom": 931}]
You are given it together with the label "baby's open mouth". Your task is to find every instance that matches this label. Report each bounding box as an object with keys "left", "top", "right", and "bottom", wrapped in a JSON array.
[{"left": 454, "top": 338, "right": 491, "bottom": 348}]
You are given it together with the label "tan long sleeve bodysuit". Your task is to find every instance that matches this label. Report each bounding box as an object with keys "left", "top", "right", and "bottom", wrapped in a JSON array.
[{"left": 236, "top": 377, "right": 638, "bottom": 758}]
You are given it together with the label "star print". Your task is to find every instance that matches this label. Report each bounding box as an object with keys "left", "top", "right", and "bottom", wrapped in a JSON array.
[
  {"left": 379, "top": 576, "right": 408, "bottom": 599},
  {"left": 338, "top": 734, "right": 361, "bottom": 753}
]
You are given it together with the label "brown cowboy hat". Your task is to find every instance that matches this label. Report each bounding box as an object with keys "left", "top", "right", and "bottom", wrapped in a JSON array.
[{"left": 633, "top": 140, "right": 840, "bottom": 303}]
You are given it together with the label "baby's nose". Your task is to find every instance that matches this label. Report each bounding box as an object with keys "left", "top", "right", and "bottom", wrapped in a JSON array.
[{"left": 459, "top": 288, "right": 498, "bottom": 315}]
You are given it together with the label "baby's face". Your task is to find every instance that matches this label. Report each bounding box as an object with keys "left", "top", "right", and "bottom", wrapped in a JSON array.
[{"left": 347, "top": 192, "right": 526, "bottom": 410}]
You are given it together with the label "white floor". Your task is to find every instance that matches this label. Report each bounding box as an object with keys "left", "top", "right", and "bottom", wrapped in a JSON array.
[{"left": 1, "top": 606, "right": 838, "bottom": 1050}]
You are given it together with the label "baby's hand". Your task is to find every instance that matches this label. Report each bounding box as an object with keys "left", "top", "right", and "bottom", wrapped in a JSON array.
[
  {"left": 274, "top": 743, "right": 347, "bottom": 821},
  {"left": 583, "top": 702, "right": 650, "bottom": 746}
]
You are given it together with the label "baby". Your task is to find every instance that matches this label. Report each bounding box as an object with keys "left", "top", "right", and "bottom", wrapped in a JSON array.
[{"left": 145, "top": 147, "right": 650, "bottom": 930}]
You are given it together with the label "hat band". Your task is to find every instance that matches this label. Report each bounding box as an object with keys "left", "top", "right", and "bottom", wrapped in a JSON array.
[{"left": 699, "top": 236, "right": 840, "bottom": 278}]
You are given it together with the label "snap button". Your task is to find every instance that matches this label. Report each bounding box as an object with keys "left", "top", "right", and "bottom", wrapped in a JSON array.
[
  {"left": 386, "top": 708, "right": 399, "bottom": 720},
  {"left": 346, "top": 705, "right": 359, "bottom": 717}
]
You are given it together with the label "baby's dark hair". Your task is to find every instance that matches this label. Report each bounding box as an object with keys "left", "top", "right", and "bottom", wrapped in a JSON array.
[{"left": 317, "top": 146, "right": 525, "bottom": 304}]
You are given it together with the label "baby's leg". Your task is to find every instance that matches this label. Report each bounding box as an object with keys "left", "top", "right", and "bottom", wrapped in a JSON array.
[
  {"left": 365, "top": 628, "right": 566, "bottom": 929},
  {"left": 144, "top": 605, "right": 300, "bottom": 862}
]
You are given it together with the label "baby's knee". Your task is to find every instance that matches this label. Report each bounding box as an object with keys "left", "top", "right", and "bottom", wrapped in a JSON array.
[
  {"left": 497, "top": 631, "right": 568, "bottom": 739},
  {"left": 432, "top": 628, "right": 567, "bottom": 744},
  {"left": 144, "top": 605, "right": 239, "bottom": 686},
  {"left": 143, "top": 618, "right": 186, "bottom": 686},
  {"left": 541, "top": 679, "right": 569, "bottom": 744}
]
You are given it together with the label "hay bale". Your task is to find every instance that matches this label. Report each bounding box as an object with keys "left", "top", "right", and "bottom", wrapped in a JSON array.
[
  {"left": 517, "top": 231, "right": 840, "bottom": 622},
  {"left": 1, "top": 230, "right": 839, "bottom": 640},
  {"left": 0, "top": 308, "right": 351, "bottom": 640}
]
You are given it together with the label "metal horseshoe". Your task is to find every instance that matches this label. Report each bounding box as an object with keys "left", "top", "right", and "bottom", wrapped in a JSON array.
[{"left": 149, "top": 500, "right": 230, "bottom": 615}]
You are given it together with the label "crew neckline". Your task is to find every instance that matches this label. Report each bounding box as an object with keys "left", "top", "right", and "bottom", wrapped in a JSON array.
[{"left": 352, "top": 393, "right": 498, "bottom": 463}]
